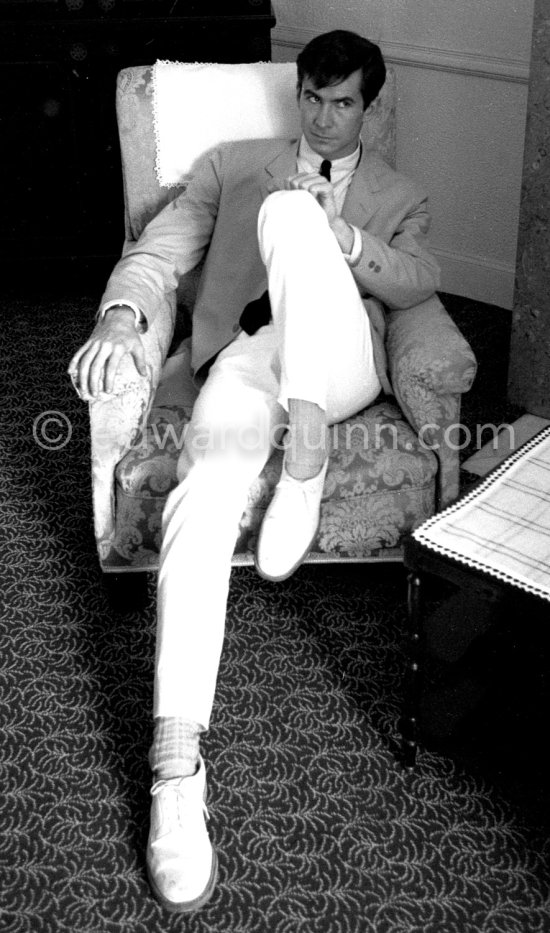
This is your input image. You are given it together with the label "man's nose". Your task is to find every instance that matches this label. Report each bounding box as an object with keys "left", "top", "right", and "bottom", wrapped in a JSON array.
[{"left": 314, "top": 103, "right": 333, "bottom": 127}]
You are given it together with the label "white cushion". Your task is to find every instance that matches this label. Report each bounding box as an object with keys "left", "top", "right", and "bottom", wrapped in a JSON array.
[{"left": 152, "top": 61, "right": 301, "bottom": 187}]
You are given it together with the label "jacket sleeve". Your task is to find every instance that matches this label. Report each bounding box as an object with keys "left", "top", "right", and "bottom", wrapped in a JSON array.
[
  {"left": 351, "top": 195, "right": 441, "bottom": 310},
  {"left": 99, "top": 148, "right": 223, "bottom": 329}
]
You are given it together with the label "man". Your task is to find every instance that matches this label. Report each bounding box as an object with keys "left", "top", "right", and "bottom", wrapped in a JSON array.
[{"left": 69, "top": 30, "right": 440, "bottom": 913}]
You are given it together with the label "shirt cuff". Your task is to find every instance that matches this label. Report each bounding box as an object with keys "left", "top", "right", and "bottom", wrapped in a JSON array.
[
  {"left": 99, "top": 300, "right": 148, "bottom": 333},
  {"left": 342, "top": 225, "right": 363, "bottom": 267}
]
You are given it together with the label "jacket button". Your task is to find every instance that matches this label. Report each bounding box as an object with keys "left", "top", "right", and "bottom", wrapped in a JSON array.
[
  {"left": 232, "top": 322, "right": 241, "bottom": 333},
  {"left": 375, "top": 264, "right": 381, "bottom": 273},
  {"left": 368, "top": 260, "right": 376, "bottom": 269}
]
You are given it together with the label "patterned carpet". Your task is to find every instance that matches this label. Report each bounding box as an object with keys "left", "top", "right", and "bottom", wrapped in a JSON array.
[{"left": 2, "top": 296, "right": 550, "bottom": 933}]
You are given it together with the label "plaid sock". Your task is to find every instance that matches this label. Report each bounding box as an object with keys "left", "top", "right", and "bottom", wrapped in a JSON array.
[{"left": 149, "top": 717, "right": 202, "bottom": 781}]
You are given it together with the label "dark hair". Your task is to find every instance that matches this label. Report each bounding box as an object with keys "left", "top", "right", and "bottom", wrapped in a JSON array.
[{"left": 296, "top": 30, "right": 386, "bottom": 110}]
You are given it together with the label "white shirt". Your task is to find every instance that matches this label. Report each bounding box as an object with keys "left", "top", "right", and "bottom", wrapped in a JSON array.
[{"left": 297, "top": 134, "right": 361, "bottom": 215}]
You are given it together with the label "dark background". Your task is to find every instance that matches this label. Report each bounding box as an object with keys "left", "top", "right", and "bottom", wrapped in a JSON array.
[{"left": 0, "top": 0, "right": 275, "bottom": 292}]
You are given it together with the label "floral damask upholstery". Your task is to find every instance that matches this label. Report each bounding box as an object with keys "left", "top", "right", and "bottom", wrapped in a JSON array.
[{"left": 89, "top": 63, "right": 477, "bottom": 572}]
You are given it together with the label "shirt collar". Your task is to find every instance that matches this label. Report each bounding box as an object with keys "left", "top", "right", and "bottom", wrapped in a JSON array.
[{"left": 297, "top": 134, "right": 361, "bottom": 176}]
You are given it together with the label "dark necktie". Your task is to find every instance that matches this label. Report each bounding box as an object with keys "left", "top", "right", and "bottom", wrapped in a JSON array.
[{"left": 320, "top": 159, "right": 332, "bottom": 181}]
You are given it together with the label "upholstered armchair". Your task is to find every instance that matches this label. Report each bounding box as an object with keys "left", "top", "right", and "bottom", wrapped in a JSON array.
[{"left": 89, "top": 62, "right": 477, "bottom": 576}]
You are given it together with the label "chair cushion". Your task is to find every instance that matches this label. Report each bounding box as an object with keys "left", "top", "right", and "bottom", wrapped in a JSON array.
[{"left": 110, "top": 399, "right": 438, "bottom": 568}]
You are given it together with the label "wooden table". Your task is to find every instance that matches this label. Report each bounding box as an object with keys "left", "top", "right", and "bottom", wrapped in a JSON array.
[{"left": 401, "top": 426, "right": 550, "bottom": 767}]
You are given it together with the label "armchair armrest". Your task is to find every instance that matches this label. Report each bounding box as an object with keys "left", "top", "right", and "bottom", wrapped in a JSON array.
[
  {"left": 89, "top": 293, "right": 176, "bottom": 559},
  {"left": 386, "top": 294, "right": 477, "bottom": 509},
  {"left": 387, "top": 294, "right": 477, "bottom": 407}
]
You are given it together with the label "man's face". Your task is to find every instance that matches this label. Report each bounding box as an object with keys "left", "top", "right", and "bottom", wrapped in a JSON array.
[{"left": 298, "top": 68, "right": 366, "bottom": 161}]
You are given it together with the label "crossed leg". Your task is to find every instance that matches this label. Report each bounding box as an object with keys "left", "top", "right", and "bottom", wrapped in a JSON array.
[{"left": 147, "top": 189, "right": 382, "bottom": 913}]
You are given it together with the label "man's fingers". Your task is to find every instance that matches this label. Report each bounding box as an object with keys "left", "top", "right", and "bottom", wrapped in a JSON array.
[
  {"left": 132, "top": 341, "right": 148, "bottom": 378},
  {"left": 68, "top": 339, "right": 95, "bottom": 397},
  {"left": 68, "top": 341, "right": 102, "bottom": 400},
  {"left": 68, "top": 340, "right": 91, "bottom": 375},
  {"left": 89, "top": 334, "right": 145, "bottom": 396},
  {"left": 88, "top": 342, "right": 115, "bottom": 398},
  {"left": 292, "top": 176, "right": 331, "bottom": 194},
  {"left": 103, "top": 343, "right": 127, "bottom": 395},
  {"left": 268, "top": 173, "right": 332, "bottom": 198},
  {"left": 288, "top": 172, "right": 318, "bottom": 185},
  {"left": 68, "top": 318, "right": 145, "bottom": 401},
  {"left": 267, "top": 178, "right": 294, "bottom": 193},
  {"left": 287, "top": 172, "right": 331, "bottom": 189}
]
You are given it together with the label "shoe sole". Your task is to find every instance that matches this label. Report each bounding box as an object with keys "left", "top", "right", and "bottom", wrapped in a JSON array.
[{"left": 147, "top": 846, "right": 219, "bottom": 915}]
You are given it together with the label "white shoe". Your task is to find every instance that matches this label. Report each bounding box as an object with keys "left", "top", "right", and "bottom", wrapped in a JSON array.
[
  {"left": 146, "top": 756, "right": 218, "bottom": 913},
  {"left": 255, "top": 458, "right": 329, "bottom": 582}
]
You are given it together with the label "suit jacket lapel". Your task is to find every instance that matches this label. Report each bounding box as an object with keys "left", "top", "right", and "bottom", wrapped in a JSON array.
[
  {"left": 258, "top": 140, "right": 300, "bottom": 201},
  {"left": 342, "top": 146, "right": 383, "bottom": 229}
]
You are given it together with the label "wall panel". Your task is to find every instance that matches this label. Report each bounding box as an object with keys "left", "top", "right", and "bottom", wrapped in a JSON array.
[{"left": 272, "top": 2, "right": 535, "bottom": 308}]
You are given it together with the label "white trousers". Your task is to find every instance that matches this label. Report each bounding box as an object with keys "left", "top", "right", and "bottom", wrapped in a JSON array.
[{"left": 154, "top": 191, "right": 382, "bottom": 728}]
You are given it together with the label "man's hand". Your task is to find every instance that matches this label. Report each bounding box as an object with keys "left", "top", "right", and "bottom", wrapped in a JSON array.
[
  {"left": 68, "top": 307, "right": 147, "bottom": 401},
  {"left": 268, "top": 172, "right": 354, "bottom": 254},
  {"left": 268, "top": 171, "right": 338, "bottom": 223}
]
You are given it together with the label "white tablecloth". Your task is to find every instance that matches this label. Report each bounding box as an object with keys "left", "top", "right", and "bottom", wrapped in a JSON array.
[{"left": 413, "top": 426, "right": 550, "bottom": 602}]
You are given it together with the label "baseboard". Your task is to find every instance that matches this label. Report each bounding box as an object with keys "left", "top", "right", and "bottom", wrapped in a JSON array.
[
  {"left": 462, "top": 414, "right": 550, "bottom": 477},
  {"left": 432, "top": 247, "right": 515, "bottom": 310}
]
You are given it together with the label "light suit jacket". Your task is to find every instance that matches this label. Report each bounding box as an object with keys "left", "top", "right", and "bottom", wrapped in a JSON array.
[{"left": 101, "top": 137, "right": 441, "bottom": 394}]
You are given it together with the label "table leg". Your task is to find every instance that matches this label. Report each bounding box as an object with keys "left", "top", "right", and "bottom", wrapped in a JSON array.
[{"left": 402, "top": 571, "right": 423, "bottom": 768}]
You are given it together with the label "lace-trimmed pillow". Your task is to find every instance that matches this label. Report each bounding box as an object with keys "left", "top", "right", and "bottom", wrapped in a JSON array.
[{"left": 151, "top": 60, "right": 396, "bottom": 187}]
